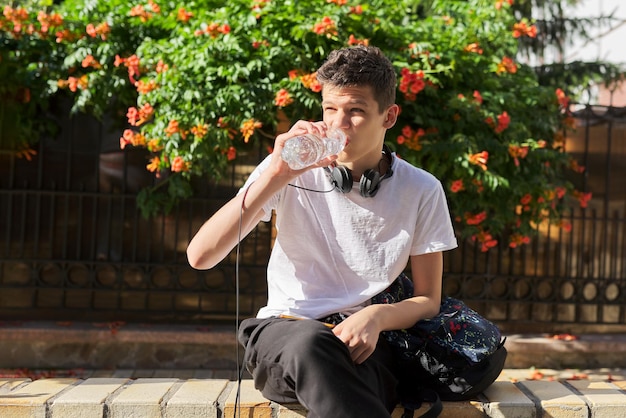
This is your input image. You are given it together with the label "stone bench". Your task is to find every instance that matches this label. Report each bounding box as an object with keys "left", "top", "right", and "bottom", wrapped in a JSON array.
[{"left": 2, "top": 371, "right": 626, "bottom": 417}]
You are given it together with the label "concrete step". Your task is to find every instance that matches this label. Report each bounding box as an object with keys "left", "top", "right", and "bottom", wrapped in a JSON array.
[
  {"left": 3, "top": 321, "right": 626, "bottom": 370},
  {"left": 1, "top": 370, "right": 626, "bottom": 417}
]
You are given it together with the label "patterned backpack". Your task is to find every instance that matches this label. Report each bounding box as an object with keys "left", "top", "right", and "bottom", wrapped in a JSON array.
[{"left": 371, "top": 274, "right": 507, "bottom": 418}]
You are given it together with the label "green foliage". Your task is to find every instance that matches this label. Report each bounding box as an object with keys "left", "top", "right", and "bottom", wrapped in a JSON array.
[
  {"left": 1, "top": 0, "right": 606, "bottom": 250},
  {"left": 513, "top": 0, "right": 624, "bottom": 97}
]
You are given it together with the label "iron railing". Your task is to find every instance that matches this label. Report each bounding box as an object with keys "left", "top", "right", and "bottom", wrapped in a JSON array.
[{"left": 1, "top": 104, "right": 625, "bottom": 332}]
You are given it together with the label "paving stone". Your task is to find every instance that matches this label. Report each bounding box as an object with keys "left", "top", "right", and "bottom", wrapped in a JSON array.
[
  {"left": 520, "top": 380, "right": 588, "bottom": 418},
  {"left": 612, "top": 380, "right": 626, "bottom": 391},
  {"left": 439, "top": 400, "right": 484, "bottom": 417},
  {"left": 223, "top": 379, "right": 271, "bottom": 418},
  {"left": 0, "top": 378, "right": 30, "bottom": 393},
  {"left": 108, "top": 378, "right": 178, "bottom": 418},
  {"left": 51, "top": 378, "right": 129, "bottom": 418},
  {"left": 567, "top": 379, "right": 626, "bottom": 418},
  {"left": 165, "top": 379, "right": 228, "bottom": 418},
  {"left": 277, "top": 402, "right": 307, "bottom": 417},
  {"left": 483, "top": 381, "right": 536, "bottom": 417},
  {"left": 0, "top": 378, "right": 77, "bottom": 418}
]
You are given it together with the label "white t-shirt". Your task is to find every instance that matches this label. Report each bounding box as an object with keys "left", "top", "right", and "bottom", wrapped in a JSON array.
[{"left": 240, "top": 153, "right": 458, "bottom": 319}]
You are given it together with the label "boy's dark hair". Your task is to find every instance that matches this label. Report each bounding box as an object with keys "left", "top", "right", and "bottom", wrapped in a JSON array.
[{"left": 316, "top": 45, "right": 397, "bottom": 113}]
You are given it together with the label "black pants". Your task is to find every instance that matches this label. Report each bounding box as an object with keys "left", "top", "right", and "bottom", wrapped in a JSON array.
[{"left": 238, "top": 317, "right": 400, "bottom": 418}]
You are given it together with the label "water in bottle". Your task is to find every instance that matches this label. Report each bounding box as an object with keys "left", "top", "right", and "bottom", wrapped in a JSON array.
[{"left": 281, "top": 128, "right": 346, "bottom": 170}]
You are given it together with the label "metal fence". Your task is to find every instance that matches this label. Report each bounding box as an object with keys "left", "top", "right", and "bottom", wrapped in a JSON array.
[{"left": 1, "top": 103, "right": 625, "bottom": 332}]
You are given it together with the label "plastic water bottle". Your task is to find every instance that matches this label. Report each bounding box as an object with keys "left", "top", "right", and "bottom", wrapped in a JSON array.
[{"left": 281, "top": 128, "right": 346, "bottom": 170}]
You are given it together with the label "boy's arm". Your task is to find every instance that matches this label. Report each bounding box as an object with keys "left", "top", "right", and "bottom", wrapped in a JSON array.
[{"left": 187, "top": 120, "right": 337, "bottom": 270}]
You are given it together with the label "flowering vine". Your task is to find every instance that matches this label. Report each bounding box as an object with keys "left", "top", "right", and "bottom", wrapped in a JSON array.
[{"left": 2, "top": 0, "right": 594, "bottom": 244}]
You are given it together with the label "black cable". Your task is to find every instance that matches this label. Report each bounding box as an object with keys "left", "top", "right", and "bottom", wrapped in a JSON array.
[
  {"left": 234, "top": 185, "right": 252, "bottom": 418},
  {"left": 287, "top": 183, "right": 335, "bottom": 193},
  {"left": 233, "top": 182, "right": 330, "bottom": 417}
]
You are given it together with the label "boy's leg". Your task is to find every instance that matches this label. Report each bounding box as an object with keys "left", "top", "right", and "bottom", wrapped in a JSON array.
[{"left": 239, "top": 317, "right": 399, "bottom": 418}]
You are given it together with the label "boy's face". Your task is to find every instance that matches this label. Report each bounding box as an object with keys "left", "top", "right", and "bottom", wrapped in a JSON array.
[{"left": 321, "top": 84, "right": 398, "bottom": 165}]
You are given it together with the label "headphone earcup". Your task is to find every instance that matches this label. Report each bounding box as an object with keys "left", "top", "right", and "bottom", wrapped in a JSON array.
[
  {"left": 331, "top": 165, "right": 353, "bottom": 194},
  {"left": 360, "top": 169, "right": 381, "bottom": 197}
]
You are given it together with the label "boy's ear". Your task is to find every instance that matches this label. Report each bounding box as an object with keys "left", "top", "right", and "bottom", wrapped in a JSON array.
[{"left": 383, "top": 104, "right": 400, "bottom": 129}]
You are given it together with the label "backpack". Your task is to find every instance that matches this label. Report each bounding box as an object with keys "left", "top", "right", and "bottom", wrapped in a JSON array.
[{"left": 371, "top": 274, "right": 507, "bottom": 418}]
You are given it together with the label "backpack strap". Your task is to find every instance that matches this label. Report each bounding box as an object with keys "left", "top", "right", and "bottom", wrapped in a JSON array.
[{"left": 401, "top": 388, "right": 443, "bottom": 418}]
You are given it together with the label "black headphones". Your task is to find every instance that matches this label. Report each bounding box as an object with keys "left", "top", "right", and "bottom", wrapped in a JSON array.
[{"left": 325, "top": 144, "right": 394, "bottom": 198}]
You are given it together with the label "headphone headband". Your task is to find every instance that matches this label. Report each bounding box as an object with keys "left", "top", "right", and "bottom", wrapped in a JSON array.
[{"left": 325, "top": 145, "right": 394, "bottom": 197}]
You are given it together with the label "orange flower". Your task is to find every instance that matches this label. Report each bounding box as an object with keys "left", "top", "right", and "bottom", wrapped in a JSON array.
[
  {"left": 94, "top": 22, "right": 110, "bottom": 40},
  {"left": 312, "top": 16, "right": 338, "bottom": 37},
  {"left": 119, "top": 129, "right": 145, "bottom": 149},
  {"left": 252, "top": 39, "right": 270, "bottom": 49},
  {"left": 201, "top": 22, "right": 230, "bottom": 38},
  {"left": 465, "top": 211, "right": 487, "bottom": 226},
  {"left": 64, "top": 75, "right": 88, "bottom": 92},
  {"left": 146, "top": 156, "right": 160, "bottom": 172},
  {"left": 81, "top": 54, "right": 101, "bottom": 69},
  {"left": 468, "top": 151, "right": 489, "bottom": 171},
  {"left": 130, "top": 5, "right": 153, "bottom": 22},
  {"left": 509, "top": 233, "right": 531, "bottom": 248},
  {"left": 508, "top": 144, "right": 529, "bottom": 166},
  {"left": 496, "top": 56, "right": 517, "bottom": 74},
  {"left": 464, "top": 43, "right": 483, "bottom": 54},
  {"left": 399, "top": 68, "right": 426, "bottom": 101},
  {"left": 450, "top": 179, "right": 464, "bottom": 193},
  {"left": 37, "top": 11, "right": 63, "bottom": 33},
  {"left": 495, "top": 0, "right": 514, "bottom": 9},
  {"left": 148, "top": 0, "right": 161, "bottom": 14},
  {"left": 473, "top": 90, "right": 483, "bottom": 104},
  {"left": 300, "top": 72, "right": 322, "bottom": 92},
  {"left": 155, "top": 60, "right": 169, "bottom": 74},
  {"left": 171, "top": 156, "right": 189, "bottom": 172},
  {"left": 495, "top": 111, "right": 511, "bottom": 133},
  {"left": 347, "top": 34, "right": 369, "bottom": 46},
  {"left": 559, "top": 220, "right": 572, "bottom": 232},
  {"left": 165, "top": 120, "right": 180, "bottom": 137},
  {"left": 512, "top": 21, "right": 537, "bottom": 38},
  {"left": 240, "top": 119, "right": 262, "bottom": 143},
  {"left": 227, "top": 146, "right": 237, "bottom": 161},
  {"left": 15, "top": 147, "right": 37, "bottom": 161},
  {"left": 349, "top": 5, "right": 363, "bottom": 14},
  {"left": 572, "top": 190, "right": 592, "bottom": 208},
  {"left": 274, "top": 88, "right": 294, "bottom": 107},
  {"left": 191, "top": 123, "right": 208, "bottom": 138},
  {"left": 136, "top": 79, "right": 157, "bottom": 94},
  {"left": 556, "top": 88, "right": 570, "bottom": 108},
  {"left": 569, "top": 159, "right": 585, "bottom": 173},
  {"left": 177, "top": 8, "right": 193, "bottom": 22},
  {"left": 86, "top": 23, "right": 97, "bottom": 38},
  {"left": 147, "top": 139, "right": 163, "bottom": 152},
  {"left": 126, "top": 103, "right": 154, "bottom": 126},
  {"left": 471, "top": 230, "right": 498, "bottom": 252},
  {"left": 115, "top": 54, "right": 141, "bottom": 84},
  {"left": 520, "top": 193, "right": 532, "bottom": 205},
  {"left": 396, "top": 125, "right": 424, "bottom": 151}
]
